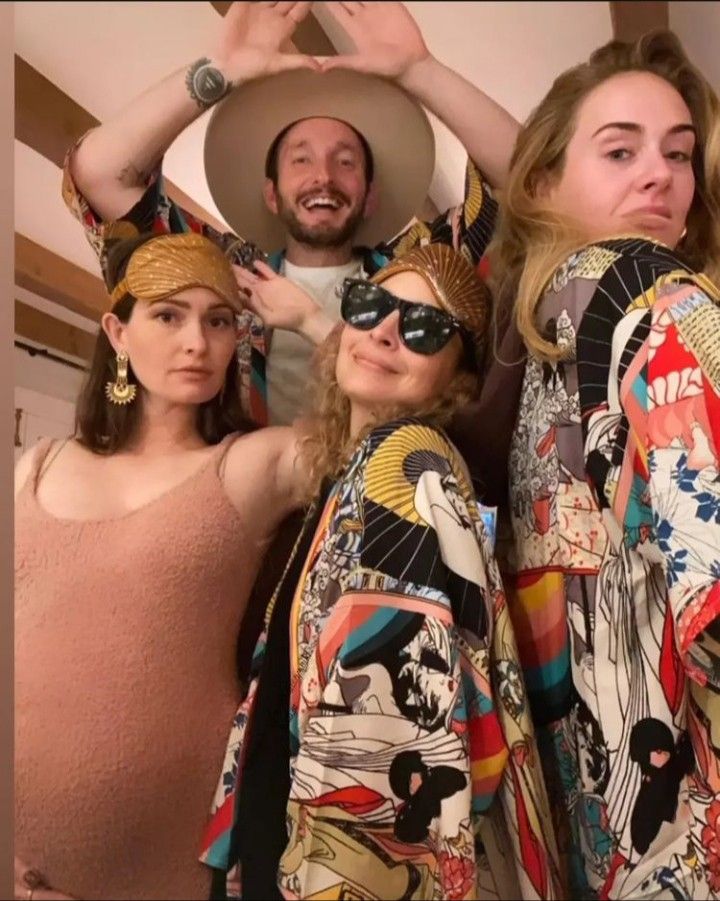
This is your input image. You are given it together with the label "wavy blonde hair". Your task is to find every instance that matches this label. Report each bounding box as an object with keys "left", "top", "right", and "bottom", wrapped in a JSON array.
[
  {"left": 298, "top": 327, "right": 479, "bottom": 501},
  {"left": 488, "top": 30, "right": 720, "bottom": 362}
]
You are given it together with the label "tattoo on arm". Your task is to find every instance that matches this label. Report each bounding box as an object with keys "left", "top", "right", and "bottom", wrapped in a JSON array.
[{"left": 185, "top": 57, "right": 231, "bottom": 111}]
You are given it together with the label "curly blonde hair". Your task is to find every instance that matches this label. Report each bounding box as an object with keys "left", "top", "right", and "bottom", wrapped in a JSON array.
[
  {"left": 488, "top": 30, "right": 720, "bottom": 362},
  {"left": 298, "top": 327, "right": 479, "bottom": 501}
]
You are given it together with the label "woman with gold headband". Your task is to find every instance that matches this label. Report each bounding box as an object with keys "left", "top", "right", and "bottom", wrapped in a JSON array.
[
  {"left": 201, "top": 242, "right": 560, "bottom": 900},
  {"left": 13, "top": 231, "right": 307, "bottom": 901}
]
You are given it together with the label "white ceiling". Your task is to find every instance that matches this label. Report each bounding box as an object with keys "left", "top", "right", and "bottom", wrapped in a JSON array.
[{"left": 13, "top": 0, "right": 719, "bottom": 298}]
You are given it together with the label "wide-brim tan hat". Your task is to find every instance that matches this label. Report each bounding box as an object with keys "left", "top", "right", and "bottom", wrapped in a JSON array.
[{"left": 203, "top": 68, "right": 435, "bottom": 251}]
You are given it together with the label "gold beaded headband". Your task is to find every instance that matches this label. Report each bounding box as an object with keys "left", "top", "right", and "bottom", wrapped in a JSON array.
[
  {"left": 109, "top": 232, "right": 241, "bottom": 310},
  {"left": 370, "top": 243, "right": 491, "bottom": 344}
]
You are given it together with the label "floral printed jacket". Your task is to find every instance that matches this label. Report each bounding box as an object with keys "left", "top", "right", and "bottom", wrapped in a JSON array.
[
  {"left": 507, "top": 237, "right": 720, "bottom": 899},
  {"left": 202, "top": 418, "right": 561, "bottom": 899}
]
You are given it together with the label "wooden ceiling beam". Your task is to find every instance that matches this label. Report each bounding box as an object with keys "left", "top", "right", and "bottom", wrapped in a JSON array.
[
  {"left": 14, "top": 300, "right": 96, "bottom": 363},
  {"left": 15, "top": 55, "right": 229, "bottom": 234},
  {"left": 609, "top": 1, "right": 669, "bottom": 42},
  {"left": 15, "top": 233, "right": 106, "bottom": 323}
]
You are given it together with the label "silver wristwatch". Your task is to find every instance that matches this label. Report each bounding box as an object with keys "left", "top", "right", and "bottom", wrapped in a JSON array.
[{"left": 186, "top": 57, "right": 230, "bottom": 109}]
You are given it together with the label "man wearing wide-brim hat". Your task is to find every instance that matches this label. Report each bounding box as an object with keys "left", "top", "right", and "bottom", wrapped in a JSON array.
[
  {"left": 61, "top": 3, "right": 525, "bottom": 896},
  {"left": 64, "top": 0, "right": 519, "bottom": 430}
]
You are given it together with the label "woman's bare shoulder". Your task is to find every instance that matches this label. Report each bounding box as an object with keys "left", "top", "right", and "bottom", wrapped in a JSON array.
[
  {"left": 14, "top": 444, "right": 40, "bottom": 498},
  {"left": 220, "top": 426, "right": 299, "bottom": 520},
  {"left": 224, "top": 426, "right": 295, "bottom": 469},
  {"left": 14, "top": 437, "right": 87, "bottom": 499}
]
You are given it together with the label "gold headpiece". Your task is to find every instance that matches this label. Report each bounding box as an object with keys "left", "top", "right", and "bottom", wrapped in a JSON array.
[
  {"left": 109, "top": 233, "right": 241, "bottom": 310},
  {"left": 370, "top": 244, "right": 491, "bottom": 344}
]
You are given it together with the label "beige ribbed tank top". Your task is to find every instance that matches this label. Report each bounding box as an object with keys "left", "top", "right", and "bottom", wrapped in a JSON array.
[{"left": 15, "top": 435, "right": 260, "bottom": 900}]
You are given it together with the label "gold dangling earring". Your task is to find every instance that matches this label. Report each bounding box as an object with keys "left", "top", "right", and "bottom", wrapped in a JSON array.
[
  {"left": 680, "top": 226, "right": 688, "bottom": 242},
  {"left": 105, "top": 351, "right": 137, "bottom": 405}
]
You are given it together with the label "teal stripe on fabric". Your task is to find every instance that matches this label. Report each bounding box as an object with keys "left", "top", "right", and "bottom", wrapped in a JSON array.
[
  {"left": 268, "top": 250, "right": 284, "bottom": 273},
  {"left": 461, "top": 670, "right": 493, "bottom": 716},
  {"left": 203, "top": 830, "right": 231, "bottom": 870},
  {"left": 524, "top": 648, "right": 570, "bottom": 691},
  {"left": 250, "top": 368, "right": 266, "bottom": 393},
  {"left": 631, "top": 373, "right": 648, "bottom": 405},
  {"left": 472, "top": 793, "right": 494, "bottom": 815},
  {"left": 339, "top": 608, "right": 417, "bottom": 664},
  {"left": 525, "top": 651, "right": 573, "bottom": 727},
  {"left": 251, "top": 639, "right": 266, "bottom": 667},
  {"left": 158, "top": 173, "right": 190, "bottom": 233}
]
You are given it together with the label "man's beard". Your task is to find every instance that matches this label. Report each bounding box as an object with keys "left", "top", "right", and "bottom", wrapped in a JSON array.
[{"left": 276, "top": 193, "right": 366, "bottom": 249}]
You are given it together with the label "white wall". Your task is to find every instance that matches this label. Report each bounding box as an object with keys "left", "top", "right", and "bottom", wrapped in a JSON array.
[
  {"left": 13, "top": 286, "right": 96, "bottom": 455},
  {"left": 316, "top": 1, "right": 613, "bottom": 209},
  {"left": 14, "top": 384, "right": 77, "bottom": 462},
  {"left": 14, "top": 344, "right": 85, "bottom": 404},
  {"left": 13, "top": 348, "right": 82, "bottom": 462},
  {"left": 669, "top": 1, "right": 720, "bottom": 93}
]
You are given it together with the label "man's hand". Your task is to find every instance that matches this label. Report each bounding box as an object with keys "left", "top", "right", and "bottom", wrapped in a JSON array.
[
  {"left": 234, "top": 260, "right": 334, "bottom": 345},
  {"left": 320, "top": 1, "right": 430, "bottom": 87},
  {"left": 318, "top": 0, "right": 518, "bottom": 189},
  {"left": 212, "top": 1, "right": 321, "bottom": 82}
]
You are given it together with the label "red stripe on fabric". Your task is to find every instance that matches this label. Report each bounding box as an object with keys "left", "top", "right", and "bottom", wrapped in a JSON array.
[
  {"left": 508, "top": 573, "right": 567, "bottom": 670},
  {"left": 704, "top": 373, "right": 720, "bottom": 459},
  {"left": 509, "top": 763, "right": 548, "bottom": 898},
  {"left": 683, "top": 583, "right": 720, "bottom": 660},
  {"left": 514, "top": 613, "right": 567, "bottom": 669},
  {"left": 303, "top": 785, "right": 387, "bottom": 814},
  {"left": 599, "top": 852, "right": 628, "bottom": 899},
  {"left": 200, "top": 792, "right": 234, "bottom": 851},
  {"left": 469, "top": 710, "right": 505, "bottom": 758},
  {"left": 660, "top": 602, "right": 684, "bottom": 715}
]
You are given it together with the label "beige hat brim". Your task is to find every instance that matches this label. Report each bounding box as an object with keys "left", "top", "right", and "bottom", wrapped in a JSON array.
[{"left": 203, "top": 68, "right": 435, "bottom": 252}]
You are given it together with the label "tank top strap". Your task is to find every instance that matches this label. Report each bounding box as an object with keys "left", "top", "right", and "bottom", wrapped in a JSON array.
[
  {"left": 215, "top": 431, "right": 245, "bottom": 482},
  {"left": 28, "top": 437, "right": 71, "bottom": 495}
]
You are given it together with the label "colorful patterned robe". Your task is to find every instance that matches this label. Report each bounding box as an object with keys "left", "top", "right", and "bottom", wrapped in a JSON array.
[
  {"left": 507, "top": 237, "right": 720, "bottom": 899},
  {"left": 202, "top": 418, "right": 561, "bottom": 899}
]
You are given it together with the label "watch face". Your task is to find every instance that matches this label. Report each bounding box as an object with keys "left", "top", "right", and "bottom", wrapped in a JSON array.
[{"left": 194, "top": 64, "right": 226, "bottom": 103}]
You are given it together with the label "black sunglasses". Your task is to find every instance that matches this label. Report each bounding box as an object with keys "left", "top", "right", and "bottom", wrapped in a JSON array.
[{"left": 339, "top": 278, "right": 475, "bottom": 361}]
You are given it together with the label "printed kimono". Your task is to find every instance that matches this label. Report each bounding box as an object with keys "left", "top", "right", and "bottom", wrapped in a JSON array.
[
  {"left": 201, "top": 418, "right": 561, "bottom": 899},
  {"left": 507, "top": 237, "right": 720, "bottom": 899}
]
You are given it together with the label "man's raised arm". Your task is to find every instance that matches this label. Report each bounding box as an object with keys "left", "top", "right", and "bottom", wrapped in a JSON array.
[
  {"left": 321, "top": 1, "right": 519, "bottom": 190},
  {"left": 70, "top": 1, "right": 318, "bottom": 222}
]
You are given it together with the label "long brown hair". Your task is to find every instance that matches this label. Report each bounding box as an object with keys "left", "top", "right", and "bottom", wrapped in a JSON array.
[
  {"left": 75, "top": 234, "right": 253, "bottom": 453},
  {"left": 488, "top": 30, "right": 720, "bottom": 362},
  {"left": 298, "top": 328, "right": 479, "bottom": 501}
]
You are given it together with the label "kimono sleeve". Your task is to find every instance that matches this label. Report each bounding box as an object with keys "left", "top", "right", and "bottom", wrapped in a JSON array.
[
  {"left": 61, "top": 131, "right": 246, "bottom": 281},
  {"left": 380, "top": 158, "right": 498, "bottom": 267},
  {"left": 577, "top": 259, "right": 720, "bottom": 689},
  {"left": 283, "top": 421, "right": 558, "bottom": 900},
  {"left": 641, "top": 283, "right": 720, "bottom": 688}
]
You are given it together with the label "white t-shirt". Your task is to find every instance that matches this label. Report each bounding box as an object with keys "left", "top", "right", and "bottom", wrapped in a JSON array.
[{"left": 266, "top": 258, "right": 362, "bottom": 425}]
